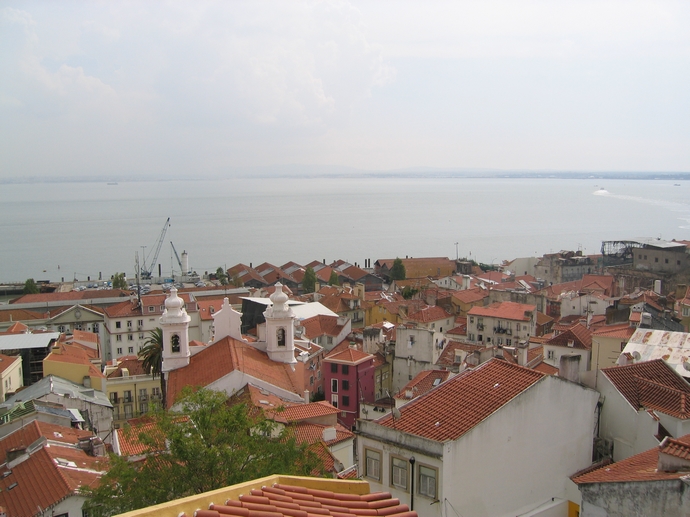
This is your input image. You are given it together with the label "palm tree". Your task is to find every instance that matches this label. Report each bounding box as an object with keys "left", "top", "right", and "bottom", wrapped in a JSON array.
[{"left": 139, "top": 327, "right": 166, "bottom": 409}]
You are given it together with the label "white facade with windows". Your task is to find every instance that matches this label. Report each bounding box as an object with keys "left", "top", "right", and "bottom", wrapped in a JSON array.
[{"left": 358, "top": 372, "right": 599, "bottom": 517}]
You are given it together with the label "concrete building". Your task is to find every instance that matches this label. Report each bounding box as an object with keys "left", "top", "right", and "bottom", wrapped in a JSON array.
[
  {"left": 0, "top": 353, "right": 23, "bottom": 401},
  {"left": 597, "top": 359, "right": 690, "bottom": 462},
  {"left": 358, "top": 359, "right": 599, "bottom": 517},
  {"left": 572, "top": 434, "right": 690, "bottom": 517},
  {"left": 466, "top": 301, "right": 536, "bottom": 347},
  {"left": 392, "top": 326, "right": 446, "bottom": 393}
]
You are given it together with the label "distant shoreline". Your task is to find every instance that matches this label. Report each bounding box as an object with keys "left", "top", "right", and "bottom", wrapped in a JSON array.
[{"left": 2, "top": 170, "right": 690, "bottom": 185}]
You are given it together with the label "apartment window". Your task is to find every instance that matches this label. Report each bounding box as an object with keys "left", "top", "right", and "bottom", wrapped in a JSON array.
[
  {"left": 331, "top": 394, "right": 338, "bottom": 408},
  {"left": 116, "top": 335, "right": 122, "bottom": 342},
  {"left": 116, "top": 347, "right": 122, "bottom": 355},
  {"left": 665, "top": 258, "right": 669, "bottom": 264},
  {"left": 116, "top": 321, "right": 121, "bottom": 329},
  {"left": 140, "top": 402, "right": 148, "bottom": 414},
  {"left": 506, "top": 339, "right": 512, "bottom": 346},
  {"left": 138, "top": 319, "right": 143, "bottom": 326},
  {"left": 342, "top": 380, "right": 350, "bottom": 391},
  {"left": 74, "top": 323, "right": 83, "bottom": 331},
  {"left": 127, "top": 320, "right": 132, "bottom": 328},
  {"left": 139, "top": 388, "right": 147, "bottom": 399},
  {"left": 58, "top": 325, "right": 66, "bottom": 333},
  {"left": 478, "top": 335, "right": 483, "bottom": 342},
  {"left": 123, "top": 390, "right": 132, "bottom": 403},
  {"left": 110, "top": 392, "right": 118, "bottom": 404},
  {"left": 655, "top": 257, "right": 659, "bottom": 263},
  {"left": 364, "top": 449, "right": 381, "bottom": 481},
  {"left": 683, "top": 307, "right": 690, "bottom": 317},
  {"left": 342, "top": 395, "right": 350, "bottom": 407},
  {"left": 678, "top": 260, "right": 682, "bottom": 266},
  {"left": 310, "top": 376, "right": 314, "bottom": 385},
  {"left": 418, "top": 465, "right": 438, "bottom": 499},
  {"left": 128, "top": 347, "right": 134, "bottom": 354},
  {"left": 331, "top": 363, "right": 338, "bottom": 373},
  {"left": 547, "top": 350, "right": 555, "bottom": 360},
  {"left": 148, "top": 306, "right": 154, "bottom": 312},
  {"left": 331, "top": 379, "right": 338, "bottom": 393},
  {"left": 139, "top": 333, "right": 145, "bottom": 339},
  {"left": 152, "top": 387, "right": 161, "bottom": 399},
  {"left": 93, "top": 323, "right": 99, "bottom": 333},
  {"left": 391, "top": 457, "right": 408, "bottom": 490},
  {"left": 113, "top": 406, "right": 120, "bottom": 420},
  {"left": 327, "top": 336, "right": 333, "bottom": 345},
  {"left": 317, "top": 370, "right": 322, "bottom": 380},
  {"left": 124, "top": 404, "right": 133, "bottom": 419},
  {"left": 638, "top": 254, "right": 642, "bottom": 259},
  {"left": 342, "top": 365, "right": 349, "bottom": 375},
  {"left": 128, "top": 334, "right": 133, "bottom": 341},
  {"left": 644, "top": 255, "right": 647, "bottom": 260}
]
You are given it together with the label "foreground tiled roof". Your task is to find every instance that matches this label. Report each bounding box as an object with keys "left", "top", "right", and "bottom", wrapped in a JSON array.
[
  {"left": 602, "top": 359, "right": 690, "bottom": 419},
  {"left": 186, "top": 483, "right": 417, "bottom": 517},
  {"left": 572, "top": 434, "right": 690, "bottom": 484},
  {"left": 377, "top": 359, "right": 545, "bottom": 442}
]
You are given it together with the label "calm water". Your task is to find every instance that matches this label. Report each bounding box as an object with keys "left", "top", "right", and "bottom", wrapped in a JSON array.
[{"left": 1, "top": 176, "right": 689, "bottom": 283}]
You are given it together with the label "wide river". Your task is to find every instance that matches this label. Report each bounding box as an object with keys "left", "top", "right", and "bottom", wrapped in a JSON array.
[{"left": 1, "top": 176, "right": 689, "bottom": 284}]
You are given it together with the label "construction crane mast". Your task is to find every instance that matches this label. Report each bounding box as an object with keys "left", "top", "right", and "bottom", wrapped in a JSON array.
[
  {"left": 170, "top": 241, "right": 185, "bottom": 276},
  {"left": 141, "top": 217, "right": 170, "bottom": 279}
]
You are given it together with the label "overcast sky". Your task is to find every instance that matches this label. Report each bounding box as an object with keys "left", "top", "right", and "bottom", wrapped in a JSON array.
[{"left": 1, "top": 1, "right": 689, "bottom": 179}]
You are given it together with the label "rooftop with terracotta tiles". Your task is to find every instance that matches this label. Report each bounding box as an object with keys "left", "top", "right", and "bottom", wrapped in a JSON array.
[
  {"left": 467, "top": 301, "right": 536, "bottom": 321},
  {"left": 572, "top": 434, "right": 690, "bottom": 484},
  {"left": 406, "top": 305, "right": 451, "bottom": 323},
  {"left": 602, "top": 359, "right": 690, "bottom": 419},
  {"left": 395, "top": 370, "right": 451, "bottom": 401},
  {"left": 376, "top": 359, "right": 545, "bottom": 442}
]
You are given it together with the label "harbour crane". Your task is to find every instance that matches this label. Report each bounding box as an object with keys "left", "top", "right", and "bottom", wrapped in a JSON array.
[
  {"left": 141, "top": 218, "right": 170, "bottom": 279},
  {"left": 170, "top": 241, "right": 185, "bottom": 276}
]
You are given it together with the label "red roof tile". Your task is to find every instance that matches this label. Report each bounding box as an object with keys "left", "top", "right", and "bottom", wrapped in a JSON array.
[
  {"left": 593, "top": 323, "right": 636, "bottom": 340},
  {"left": 544, "top": 323, "right": 592, "bottom": 350},
  {"left": 468, "top": 301, "right": 536, "bottom": 321},
  {"left": 300, "top": 314, "right": 345, "bottom": 339},
  {"left": 166, "top": 337, "right": 305, "bottom": 407},
  {"left": 436, "top": 340, "right": 483, "bottom": 368},
  {"left": 573, "top": 434, "right": 690, "bottom": 484},
  {"left": 451, "top": 288, "right": 489, "bottom": 304},
  {"left": 395, "top": 370, "right": 451, "bottom": 400},
  {"left": 0, "top": 354, "right": 21, "bottom": 375},
  {"left": 406, "top": 305, "right": 452, "bottom": 323},
  {"left": 602, "top": 359, "right": 690, "bottom": 419},
  {"left": 377, "top": 359, "right": 545, "bottom": 441}
]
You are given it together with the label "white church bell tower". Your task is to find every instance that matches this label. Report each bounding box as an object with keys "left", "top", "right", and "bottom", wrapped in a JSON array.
[
  {"left": 263, "top": 283, "right": 297, "bottom": 366},
  {"left": 160, "top": 287, "right": 191, "bottom": 373}
]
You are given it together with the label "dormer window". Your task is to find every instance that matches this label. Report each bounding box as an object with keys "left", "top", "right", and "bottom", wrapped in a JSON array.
[
  {"left": 277, "top": 328, "right": 286, "bottom": 347},
  {"left": 171, "top": 334, "right": 181, "bottom": 353},
  {"left": 148, "top": 306, "right": 154, "bottom": 313}
]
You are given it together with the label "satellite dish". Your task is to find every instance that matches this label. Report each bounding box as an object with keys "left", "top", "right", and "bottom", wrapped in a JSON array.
[
  {"left": 632, "top": 351, "right": 641, "bottom": 360},
  {"left": 683, "top": 361, "right": 690, "bottom": 372},
  {"left": 392, "top": 408, "right": 401, "bottom": 420}
]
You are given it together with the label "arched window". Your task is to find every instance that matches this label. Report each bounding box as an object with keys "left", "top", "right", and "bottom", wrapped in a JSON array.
[
  {"left": 171, "top": 334, "right": 181, "bottom": 353},
  {"left": 277, "top": 328, "right": 286, "bottom": 347}
]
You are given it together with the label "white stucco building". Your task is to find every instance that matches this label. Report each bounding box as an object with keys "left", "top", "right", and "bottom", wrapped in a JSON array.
[{"left": 358, "top": 359, "right": 600, "bottom": 517}]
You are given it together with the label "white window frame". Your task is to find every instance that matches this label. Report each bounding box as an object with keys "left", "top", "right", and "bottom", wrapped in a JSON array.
[
  {"left": 365, "top": 448, "right": 381, "bottom": 481},
  {"left": 418, "top": 464, "right": 437, "bottom": 499}
]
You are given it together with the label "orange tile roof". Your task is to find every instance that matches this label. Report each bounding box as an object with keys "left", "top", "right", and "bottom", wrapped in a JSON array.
[
  {"left": 166, "top": 337, "right": 305, "bottom": 407},
  {"left": 377, "top": 359, "right": 545, "bottom": 441},
  {"left": 200, "top": 483, "right": 416, "bottom": 517},
  {"left": 544, "top": 323, "right": 592, "bottom": 350},
  {"left": 10, "top": 289, "right": 129, "bottom": 304},
  {"left": 280, "top": 400, "right": 341, "bottom": 422},
  {"left": 406, "top": 305, "right": 452, "bottom": 323},
  {"left": 451, "top": 287, "right": 489, "bottom": 304},
  {"left": 292, "top": 422, "right": 354, "bottom": 446},
  {"left": 325, "top": 346, "right": 373, "bottom": 365},
  {"left": 532, "top": 361, "right": 559, "bottom": 375},
  {"left": 467, "top": 301, "right": 536, "bottom": 321},
  {"left": 107, "top": 357, "right": 148, "bottom": 378},
  {"left": 572, "top": 434, "right": 690, "bottom": 484},
  {"left": 395, "top": 370, "right": 451, "bottom": 400},
  {"left": 300, "top": 314, "right": 345, "bottom": 339},
  {"left": 0, "top": 421, "right": 105, "bottom": 517},
  {"left": 436, "top": 340, "right": 483, "bottom": 367},
  {"left": 116, "top": 420, "right": 168, "bottom": 457},
  {"left": 602, "top": 359, "right": 690, "bottom": 419},
  {"left": 0, "top": 354, "right": 21, "bottom": 375},
  {"left": 0, "top": 309, "right": 47, "bottom": 323}
]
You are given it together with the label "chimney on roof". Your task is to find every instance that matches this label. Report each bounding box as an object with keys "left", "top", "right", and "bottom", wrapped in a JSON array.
[
  {"left": 558, "top": 355, "right": 581, "bottom": 383},
  {"left": 322, "top": 426, "right": 337, "bottom": 442},
  {"left": 517, "top": 340, "right": 529, "bottom": 366},
  {"left": 304, "top": 390, "right": 310, "bottom": 402},
  {"left": 640, "top": 312, "right": 652, "bottom": 328}
]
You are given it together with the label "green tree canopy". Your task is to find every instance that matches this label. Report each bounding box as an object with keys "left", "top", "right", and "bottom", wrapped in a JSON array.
[
  {"left": 22, "top": 278, "right": 39, "bottom": 294},
  {"left": 216, "top": 267, "right": 229, "bottom": 285},
  {"left": 303, "top": 266, "right": 316, "bottom": 293},
  {"left": 83, "top": 387, "right": 324, "bottom": 515},
  {"left": 390, "top": 258, "right": 406, "bottom": 281},
  {"left": 328, "top": 270, "right": 339, "bottom": 286},
  {"left": 112, "top": 272, "right": 127, "bottom": 289},
  {"left": 138, "top": 328, "right": 166, "bottom": 409}
]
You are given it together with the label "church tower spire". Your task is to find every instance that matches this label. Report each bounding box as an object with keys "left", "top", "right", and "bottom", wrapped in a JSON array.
[
  {"left": 160, "top": 287, "right": 191, "bottom": 373},
  {"left": 263, "top": 283, "right": 297, "bottom": 365}
]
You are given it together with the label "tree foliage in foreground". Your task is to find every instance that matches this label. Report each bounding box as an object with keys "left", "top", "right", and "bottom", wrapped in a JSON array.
[
  {"left": 328, "top": 270, "right": 339, "bottom": 286},
  {"left": 112, "top": 272, "right": 127, "bottom": 289},
  {"left": 83, "top": 387, "right": 324, "bottom": 515}
]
